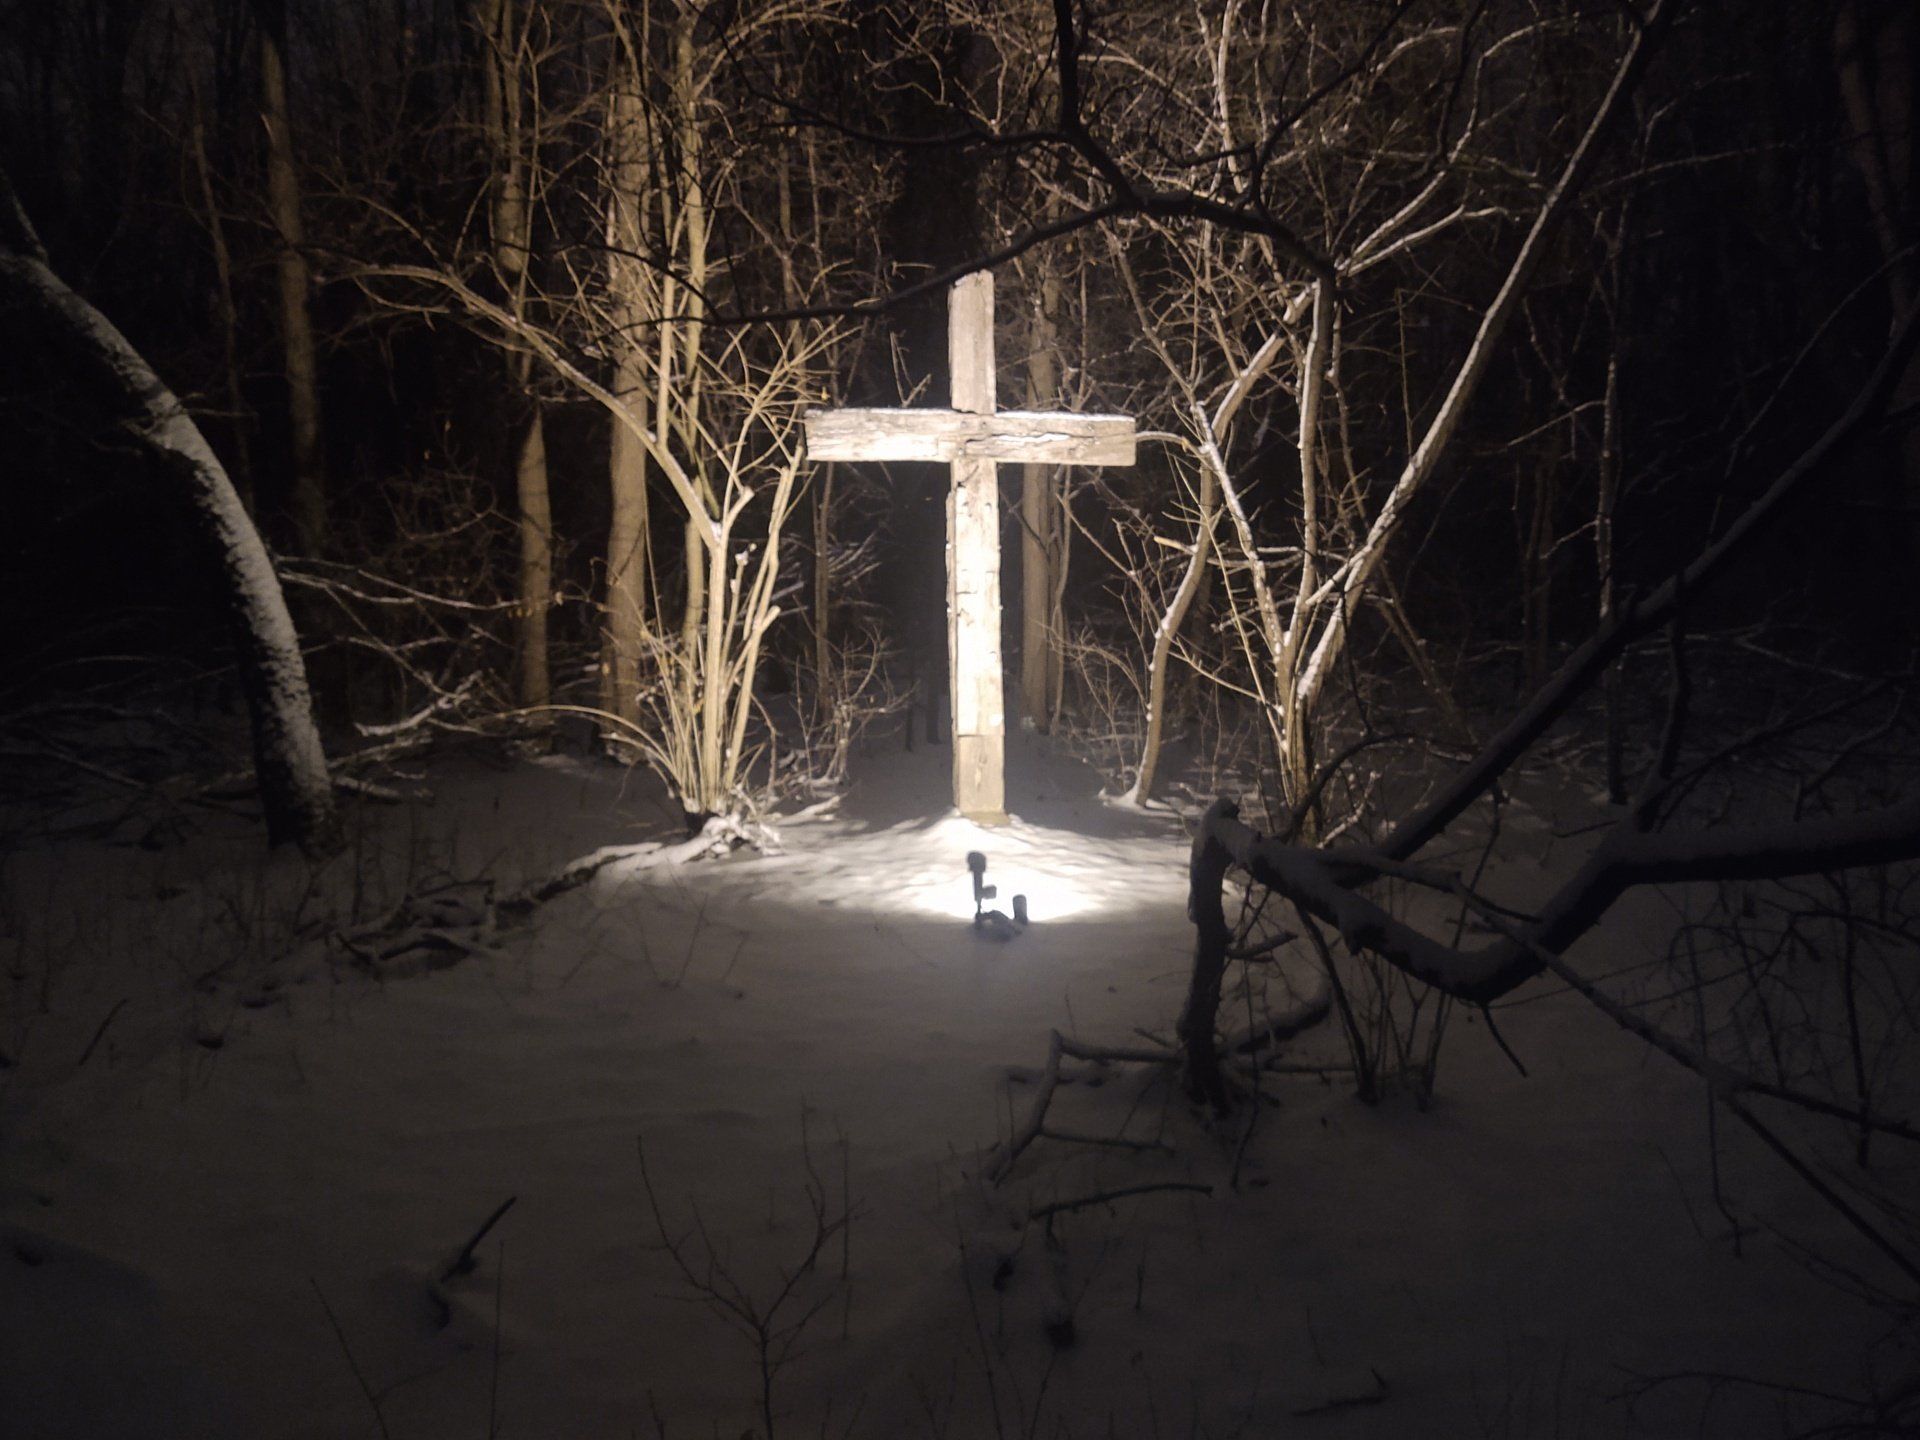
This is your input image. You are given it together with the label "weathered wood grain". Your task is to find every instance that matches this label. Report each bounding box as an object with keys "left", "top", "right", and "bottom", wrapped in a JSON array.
[
  {"left": 804, "top": 270, "right": 1136, "bottom": 823},
  {"left": 803, "top": 408, "right": 1136, "bottom": 466}
]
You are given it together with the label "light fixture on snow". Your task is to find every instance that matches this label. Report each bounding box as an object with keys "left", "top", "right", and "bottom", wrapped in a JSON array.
[
  {"left": 966, "top": 849, "right": 993, "bottom": 916},
  {"left": 967, "top": 850, "right": 1027, "bottom": 940}
]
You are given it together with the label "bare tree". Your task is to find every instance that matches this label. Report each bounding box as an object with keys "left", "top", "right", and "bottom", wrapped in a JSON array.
[
  {"left": 0, "top": 169, "right": 337, "bottom": 853},
  {"left": 1176, "top": 297, "right": 1920, "bottom": 1184},
  {"left": 254, "top": 0, "right": 327, "bottom": 555},
  {"left": 353, "top": 0, "right": 875, "bottom": 827},
  {"left": 479, "top": 0, "right": 555, "bottom": 712}
]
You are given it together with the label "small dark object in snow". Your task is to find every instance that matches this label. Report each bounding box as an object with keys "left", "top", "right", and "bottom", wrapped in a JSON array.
[
  {"left": 1043, "top": 1312, "right": 1077, "bottom": 1349},
  {"left": 991, "top": 1255, "right": 1015, "bottom": 1291},
  {"left": 440, "top": 1194, "right": 518, "bottom": 1283},
  {"left": 969, "top": 854, "right": 1027, "bottom": 939},
  {"left": 194, "top": 1033, "right": 224, "bottom": 1051},
  {"left": 967, "top": 850, "right": 994, "bottom": 914},
  {"left": 974, "top": 910, "right": 1019, "bottom": 942}
]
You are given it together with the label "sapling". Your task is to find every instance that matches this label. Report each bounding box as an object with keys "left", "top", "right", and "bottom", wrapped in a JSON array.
[{"left": 636, "top": 1117, "right": 858, "bottom": 1440}]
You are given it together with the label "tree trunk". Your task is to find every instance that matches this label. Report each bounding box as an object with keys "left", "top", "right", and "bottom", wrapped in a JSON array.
[
  {"left": 1519, "top": 460, "right": 1557, "bottom": 692},
  {"left": 188, "top": 99, "right": 253, "bottom": 514},
  {"left": 1179, "top": 800, "right": 1237, "bottom": 1110},
  {"left": 599, "top": 25, "right": 660, "bottom": 730},
  {"left": 605, "top": 345, "right": 650, "bottom": 724},
  {"left": 1598, "top": 352, "right": 1627, "bottom": 803},
  {"left": 515, "top": 404, "right": 552, "bottom": 709},
  {"left": 1835, "top": 0, "right": 1920, "bottom": 580},
  {"left": 812, "top": 461, "right": 833, "bottom": 707},
  {"left": 1128, "top": 453, "right": 1216, "bottom": 805},
  {"left": 0, "top": 177, "right": 336, "bottom": 854},
  {"left": 1835, "top": 1, "right": 1916, "bottom": 316},
  {"left": 1282, "top": 281, "right": 1333, "bottom": 829},
  {"left": 480, "top": 0, "right": 552, "bottom": 713},
  {"left": 1021, "top": 271, "right": 1062, "bottom": 729},
  {"left": 258, "top": 6, "right": 326, "bottom": 555}
]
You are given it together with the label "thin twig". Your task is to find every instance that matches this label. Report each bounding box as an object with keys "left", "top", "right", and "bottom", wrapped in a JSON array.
[
  {"left": 310, "top": 1278, "right": 391, "bottom": 1440},
  {"left": 1031, "top": 1182, "right": 1213, "bottom": 1222}
]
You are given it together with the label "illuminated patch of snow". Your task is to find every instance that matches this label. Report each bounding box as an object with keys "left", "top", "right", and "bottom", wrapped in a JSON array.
[{"left": 590, "top": 809, "right": 1185, "bottom": 923}]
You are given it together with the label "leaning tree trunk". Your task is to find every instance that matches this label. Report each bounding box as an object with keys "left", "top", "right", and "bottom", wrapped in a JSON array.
[
  {"left": 1127, "top": 447, "right": 1216, "bottom": 805},
  {"left": 0, "top": 174, "right": 337, "bottom": 854}
]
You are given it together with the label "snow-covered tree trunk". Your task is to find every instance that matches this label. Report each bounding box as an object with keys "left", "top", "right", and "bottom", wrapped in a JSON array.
[{"left": 0, "top": 174, "right": 337, "bottom": 853}]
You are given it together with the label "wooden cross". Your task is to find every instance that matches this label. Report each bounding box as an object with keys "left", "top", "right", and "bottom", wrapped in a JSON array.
[{"left": 805, "top": 272, "right": 1136, "bottom": 823}]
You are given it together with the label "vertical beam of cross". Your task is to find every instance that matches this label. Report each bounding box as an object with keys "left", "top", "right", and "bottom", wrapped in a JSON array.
[
  {"left": 946, "top": 272, "right": 1007, "bottom": 823},
  {"left": 803, "top": 272, "right": 1135, "bottom": 824}
]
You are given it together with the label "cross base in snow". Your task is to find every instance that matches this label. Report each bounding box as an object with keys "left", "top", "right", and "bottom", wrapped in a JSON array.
[{"left": 804, "top": 272, "right": 1136, "bottom": 823}]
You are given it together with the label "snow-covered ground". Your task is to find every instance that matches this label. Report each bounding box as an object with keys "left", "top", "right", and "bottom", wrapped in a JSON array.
[{"left": 1, "top": 733, "right": 1910, "bottom": 1438}]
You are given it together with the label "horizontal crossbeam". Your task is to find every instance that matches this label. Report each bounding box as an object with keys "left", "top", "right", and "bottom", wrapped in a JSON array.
[{"left": 804, "top": 407, "right": 1136, "bottom": 466}]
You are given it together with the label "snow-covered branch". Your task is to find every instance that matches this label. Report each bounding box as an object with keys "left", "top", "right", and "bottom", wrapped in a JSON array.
[{"left": 1195, "top": 794, "right": 1920, "bottom": 1007}]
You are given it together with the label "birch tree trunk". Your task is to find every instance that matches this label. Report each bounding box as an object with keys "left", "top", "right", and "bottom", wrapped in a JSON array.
[
  {"left": 1126, "top": 451, "right": 1216, "bottom": 805},
  {"left": 1020, "top": 270, "right": 1062, "bottom": 729},
  {"left": 604, "top": 337, "right": 651, "bottom": 725},
  {"left": 514, "top": 404, "right": 552, "bottom": 708},
  {"left": 599, "top": 23, "right": 661, "bottom": 730},
  {"left": 812, "top": 462, "right": 833, "bottom": 702},
  {"left": 480, "top": 0, "right": 552, "bottom": 712},
  {"left": 670, "top": 10, "right": 725, "bottom": 821},
  {"left": 1280, "top": 281, "right": 1332, "bottom": 823},
  {"left": 0, "top": 176, "right": 336, "bottom": 853},
  {"left": 257, "top": 3, "right": 326, "bottom": 555}
]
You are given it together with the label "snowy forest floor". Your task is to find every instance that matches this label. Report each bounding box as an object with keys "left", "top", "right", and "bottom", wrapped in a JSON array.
[{"left": 1, "top": 724, "right": 1913, "bottom": 1438}]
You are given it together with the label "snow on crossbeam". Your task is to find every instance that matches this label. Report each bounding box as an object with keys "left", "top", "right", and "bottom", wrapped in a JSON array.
[{"left": 803, "top": 408, "right": 1135, "bottom": 465}]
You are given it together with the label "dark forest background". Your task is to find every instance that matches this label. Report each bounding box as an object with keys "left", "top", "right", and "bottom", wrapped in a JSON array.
[{"left": 0, "top": 0, "right": 1914, "bottom": 827}]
